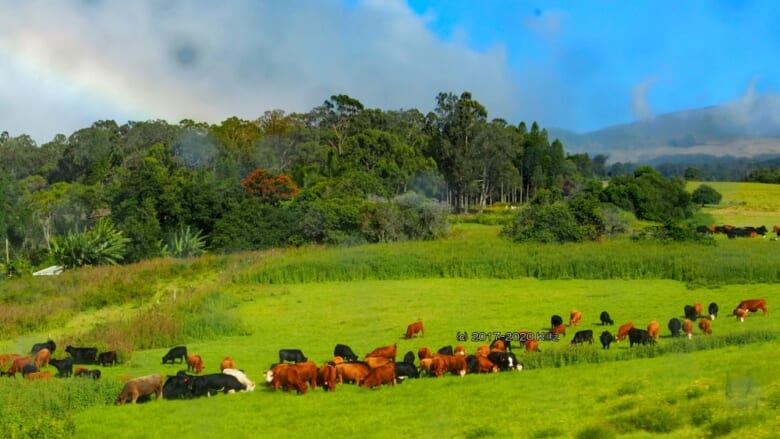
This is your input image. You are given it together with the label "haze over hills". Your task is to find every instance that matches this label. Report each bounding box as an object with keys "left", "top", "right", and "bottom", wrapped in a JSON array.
[{"left": 550, "top": 93, "right": 780, "bottom": 163}]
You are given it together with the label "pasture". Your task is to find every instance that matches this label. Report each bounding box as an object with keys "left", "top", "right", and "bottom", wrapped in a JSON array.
[{"left": 688, "top": 181, "right": 780, "bottom": 227}]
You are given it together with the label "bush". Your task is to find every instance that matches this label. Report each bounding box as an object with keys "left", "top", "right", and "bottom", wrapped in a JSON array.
[
  {"left": 691, "top": 184, "right": 722, "bottom": 206},
  {"left": 502, "top": 203, "right": 584, "bottom": 243}
]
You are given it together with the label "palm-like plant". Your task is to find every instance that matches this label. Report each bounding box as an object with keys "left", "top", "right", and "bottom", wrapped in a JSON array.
[
  {"left": 51, "top": 218, "right": 129, "bottom": 268},
  {"left": 167, "top": 226, "right": 207, "bottom": 258}
]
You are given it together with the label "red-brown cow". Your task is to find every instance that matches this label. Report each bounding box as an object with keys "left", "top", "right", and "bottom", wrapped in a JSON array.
[
  {"left": 569, "top": 310, "right": 582, "bottom": 326},
  {"left": 187, "top": 354, "right": 204, "bottom": 374},
  {"left": 34, "top": 348, "right": 51, "bottom": 369},
  {"left": 490, "top": 340, "right": 506, "bottom": 352},
  {"left": 551, "top": 324, "right": 567, "bottom": 337},
  {"left": 698, "top": 318, "right": 712, "bottom": 335},
  {"left": 647, "top": 321, "right": 660, "bottom": 340},
  {"left": 524, "top": 339, "right": 540, "bottom": 353},
  {"left": 404, "top": 321, "right": 424, "bottom": 339},
  {"left": 25, "top": 371, "right": 52, "bottom": 381},
  {"left": 360, "top": 362, "right": 396, "bottom": 389},
  {"left": 264, "top": 365, "right": 308, "bottom": 394},
  {"left": 734, "top": 299, "right": 768, "bottom": 316},
  {"left": 694, "top": 302, "right": 703, "bottom": 318},
  {"left": 734, "top": 307, "right": 749, "bottom": 322},
  {"left": 317, "top": 364, "right": 337, "bottom": 392},
  {"left": 430, "top": 355, "right": 449, "bottom": 377},
  {"left": 447, "top": 355, "right": 468, "bottom": 376},
  {"left": 365, "top": 356, "right": 391, "bottom": 369},
  {"left": 335, "top": 362, "right": 370, "bottom": 385},
  {"left": 475, "top": 355, "right": 499, "bottom": 373},
  {"left": 7, "top": 356, "right": 32, "bottom": 375},
  {"left": 419, "top": 358, "right": 433, "bottom": 376},
  {"left": 683, "top": 319, "right": 694, "bottom": 339},
  {"left": 454, "top": 345, "right": 466, "bottom": 356},
  {"left": 417, "top": 346, "right": 432, "bottom": 361},
  {"left": 615, "top": 322, "right": 634, "bottom": 342},
  {"left": 366, "top": 343, "right": 397, "bottom": 363},
  {"left": 220, "top": 356, "right": 236, "bottom": 372},
  {"left": 115, "top": 374, "right": 163, "bottom": 405},
  {"left": 476, "top": 344, "right": 490, "bottom": 357},
  {"left": 0, "top": 353, "right": 19, "bottom": 369}
]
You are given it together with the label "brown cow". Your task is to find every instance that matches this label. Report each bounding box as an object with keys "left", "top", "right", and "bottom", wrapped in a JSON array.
[
  {"left": 317, "top": 364, "right": 337, "bottom": 392},
  {"left": 264, "top": 365, "right": 307, "bottom": 394},
  {"left": 454, "top": 345, "right": 466, "bottom": 356},
  {"left": 419, "top": 358, "right": 433, "bottom": 376},
  {"left": 267, "top": 362, "right": 317, "bottom": 391},
  {"left": 551, "top": 324, "right": 567, "bottom": 337},
  {"left": 647, "top": 321, "right": 660, "bottom": 340},
  {"left": 615, "top": 322, "right": 634, "bottom": 342},
  {"left": 683, "top": 319, "right": 694, "bottom": 339},
  {"left": 524, "top": 339, "right": 540, "bottom": 353},
  {"left": 447, "top": 355, "right": 468, "bottom": 376},
  {"left": 366, "top": 343, "right": 397, "bottom": 363},
  {"left": 476, "top": 344, "right": 490, "bottom": 357},
  {"left": 490, "top": 340, "right": 506, "bottom": 352},
  {"left": 734, "top": 299, "right": 768, "bottom": 316},
  {"left": 698, "top": 318, "right": 712, "bottom": 335},
  {"left": 417, "top": 346, "right": 432, "bottom": 361},
  {"left": 734, "top": 307, "right": 749, "bottom": 322},
  {"left": 360, "top": 362, "right": 396, "bottom": 389},
  {"left": 569, "top": 310, "right": 582, "bottom": 326},
  {"left": 0, "top": 353, "right": 19, "bottom": 369},
  {"left": 475, "top": 355, "right": 499, "bottom": 373},
  {"left": 365, "top": 356, "right": 391, "bottom": 369},
  {"left": 694, "top": 302, "right": 703, "bottom": 318},
  {"left": 220, "top": 356, "right": 236, "bottom": 372},
  {"left": 7, "top": 356, "right": 32, "bottom": 375},
  {"left": 34, "top": 348, "right": 51, "bottom": 369},
  {"left": 335, "top": 362, "right": 370, "bottom": 385},
  {"left": 329, "top": 356, "right": 345, "bottom": 365},
  {"left": 187, "top": 354, "right": 204, "bottom": 374},
  {"left": 115, "top": 374, "right": 163, "bottom": 405},
  {"left": 404, "top": 321, "right": 424, "bottom": 338},
  {"left": 25, "top": 371, "right": 52, "bottom": 381},
  {"left": 430, "top": 355, "right": 449, "bottom": 377}
]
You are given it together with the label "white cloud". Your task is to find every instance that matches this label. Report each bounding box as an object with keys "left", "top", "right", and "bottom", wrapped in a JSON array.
[{"left": 631, "top": 76, "right": 658, "bottom": 121}]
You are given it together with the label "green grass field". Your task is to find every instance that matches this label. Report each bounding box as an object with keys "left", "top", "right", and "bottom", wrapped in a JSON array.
[{"left": 1, "top": 182, "right": 780, "bottom": 438}]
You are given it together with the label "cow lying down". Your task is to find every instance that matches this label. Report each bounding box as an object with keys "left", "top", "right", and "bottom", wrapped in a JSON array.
[{"left": 163, "top": 371, "right": 247, "bottom": 399}]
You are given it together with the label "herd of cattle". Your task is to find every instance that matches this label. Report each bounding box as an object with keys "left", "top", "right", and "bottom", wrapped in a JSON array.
[
  {"left": 0, "top": 298, "right": 768, "bottom": 402},
  {"left": 696, "top": 224, "right": 780, "bottom": 239}
]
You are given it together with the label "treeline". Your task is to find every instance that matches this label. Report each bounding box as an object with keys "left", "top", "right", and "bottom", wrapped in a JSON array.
[{"left": 1, "top": 91, "right": 620, "bottom": 273}]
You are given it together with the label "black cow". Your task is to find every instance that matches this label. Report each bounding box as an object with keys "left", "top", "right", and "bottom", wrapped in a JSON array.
[
  {"left": 394, "top": 362, "right": 419, "bottom": 380},
  {"left": 31, "top": 339, "right": 56, "bottom": 356},
  {"left": 571, "top": 329, "right": 594, "bottom": 345},
  {"left": 600, "top": 331, "right": 613, "bottom": 349},
  {"left": 551, "top": 315, "right": 563, "bottom": 328},
  {"left": 163, "top": 371, "right": 196, "bottom": 399},
  {"left": 279, "top": 349, "right": 307, "bottom": 363},
  {"left": 402, "top": 351, "right": 415, "bottom": 365},
  {"left": 162, "top": 346, "right": 188, "bottom": 364},
  {"left": 333, "top": 344, "right": 358, "bottom": 362},
  {"left": 75, "top": 368, "right": 101, "bottom": 379},
  {"left": 65, "top": 346, "right": 98, "bottom": 364},
  {"left": 487, "top": 351, "right": 521, "bottom": 371},
  {"left": 437, "top": 345, "right": 454, "bottom": 356},
  {"left": 49, "top": 358, "right": 74, "bottom": 377},
  {"left": 695, "top": 225, "right": 712, "bottom": 234},
  {"left": 628, "top": 328, "right": 654, "bottom": 347},
  {"left": 465, "top": 355, "right": 479, "bottom": 374},
  {"left": 192, "top": 373, "right": 246, "bottom": 397},
  {"left": 708, "top": 302, "right": 719, "bottom": 320},
  {"left": 684, "top": 305, "right": 698, "bottom": 321},
  {"left": 98, "top": 351, "right": 117, "bottom": 367},
  {"left": 22, "top": 364, "right": 39, "bottom": 377},
  {"left": 668, "top": 318, "right": 682, "bottom": 337},
  {"left": 600, "top": 311, "right": 614, "bottom": 325}
]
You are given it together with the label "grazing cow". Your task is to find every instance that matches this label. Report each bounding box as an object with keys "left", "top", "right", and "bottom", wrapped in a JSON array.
[
  {"left": 647, "top": 321, "right": 660, "bottom": 340},
  {"left": 49, "top": 358, "right": 74, "bottom": 377},
  {"left": 668, "top": 318, "right": 682, "bottom": 337},
  {"left": 74, "top": 368, "right": 101, "bottom": 379},
  {"left": 417, "top": 346, "right": 432, "bottom": 361},
  {"left": 551, "top": 324, "right": 567, "bottom": 337},
  {"left": 279, "top": 349, "right": 307, "bottom": 364},
  {"left": 115, "top": 374, "right": 163, "bottom": 405},
  {"left": 615, "top": 322, "right": 634, "bottom": 342},
  {"left": 97, "top": 351, "right": 117, "bottom": 367},
  {"left": 222, "top": 368, "right": 256, "bottom": 392},
  {"left": 394, "top": 362, "right": 419, "bottom": 380},
  {"left": 365, "top": 356, "right": 391, "bottom": 369},
  {"left": 404, "top": 320, "right": 424, "bottom": 339},
  {"left": 0, "top": 353, "right": 19, "bottom": 370},
  {"left": 551, "top": 315, "right": 563, "bottom": 329},
  {"left": 7, "top": 356, "right": 32, "bottom": 375},
  {"left": 571, "top": 330, "right": 594, "bottom": 345},
  {"left": 476, "top": 344, "right": 490, "bottom": 358},
  {"left": 187, "top": 354, "right": 204, "bottom": 374},
  {"left": 682, "top": 319, "right": 694, "bottom": 339},
  {"left": 734, "top": 299, "right": 768, "bottom": 316},
  {"left": 31, "top": 339, "right": 56, "bottom": 356},
  {"left": 430, "top": 355, "right": 449, "bottom": 377},
  {"left": 418, "top": 358, "right": 433, "bottom": 376},
  {"left": 264, "top": 365, "right": 308, "bottom": 394},
  {"left": 193, "top": 373, "right": 246, "bottom": 397},
  {"left": 684, "top": 305, "right": 698, "bottom": 321},
  {"left": 600, "top": 331, "right": 613, "bottom": 350},
  {"left": 466, "top": 354, "right": 499, "bottom": 373},
  {"left": 366, "top": 343, "right": 397, "bottom": 363},
  {"left": 734, "top": 307, "right": 749, "bottom": 322},
  {"left": 360, "top": 362, "right": 396, "bottom": 389},
  {"left": 34, "top": 348, "right": 51, "bottom": 368},
  {"left": 627, "top": 328, "right": 654, "bottom": 347},
  {"left": 402, "top": 351, "right": 415, "bottom": 365},
  {"left": 220, "top": 356, "right": 236, "bottom": 371},
  {"left": 333, "top": 344, "right": 358, "bottom": 362},
  {"left": 25, "top": 371, "right": 52, "bottom": 381},
  {"left": 317, "top": 364, "right": 337, "bottom": 391},
  {"left": 524, "top": 339, "right": 540, "bottom": 353},
  {"left": 65, "top": 346, "right": 98, "bottom": 364},
  {"left": 334, "top": 361, "right": 370, "bottom": 385},
  {"left": 22, "top": 364, "right": 39, "bottom": 377},
  {"left": 162, "top": 346, "right": 187, "bottom": 364},
  {"left": 698, "top": 319, "right": 712, "bottom": 335},
  {"left": 454, "top": 345, "right": 466, "bottom": 356},
  {"left": 437, "top": 345, "right": 454, "bottom": 356},
  {"left": 708, "top": 302, "right": 719, "bottom": 320},
  {"left": 569, "top": 310, "right": 582, "bottom": 326},
  {"left": 694, "top": 303, "right": 703, "bottom": 318},
  {"left": 600, "top": 311, "right": 614, "bottom": 325}
]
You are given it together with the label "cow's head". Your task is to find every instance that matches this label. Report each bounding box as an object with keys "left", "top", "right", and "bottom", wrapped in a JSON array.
[{"left": 263, "top": 370, "right": 274, "bottom": 383}]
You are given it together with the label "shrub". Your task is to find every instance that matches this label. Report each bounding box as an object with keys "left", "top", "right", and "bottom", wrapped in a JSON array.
[{"left": 691, "top": 184, "right": 723, "bottom": 206}]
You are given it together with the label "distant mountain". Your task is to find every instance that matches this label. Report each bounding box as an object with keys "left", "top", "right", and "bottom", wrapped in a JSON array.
[{"left": 550, "top": 93, "right": 780, "bottom": 163}]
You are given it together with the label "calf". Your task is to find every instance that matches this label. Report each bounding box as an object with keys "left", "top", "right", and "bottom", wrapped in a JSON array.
[
  {"left": 600, "top": 331, "right": 613, "bottom": 349},
  {"left": 668, "top": 318, "right": 682, "bottom": 337},
  {"left": 187, "top": 354, "right": 204, "bottom": 374},
  {"left": 360, "top": 362, "right": 396, "bottom": 389},
  {"left": 708, "top": 302, "right": 719, "bottom": 320},
  {"left": 333, "top": 344, "right": 358, "bottom": 362},
  {"left": 279, "top": 349, "right": 307, "bottom": 364},
  {"left": 49, "top": 358, "right": 74, "bottom": 377},
  {"left": 734, "top": 307, "right": 749, "bottom": 322},
  {"left": 600, "top": 311, "right": 614, "bottom": 325},
  {"left": 116, "top": 374, "right": 163, "bottom": 405},
  {"left": 404, "top": 320, "right": 424, "bottom": 338},
  {"left": 162, "top": 346, "right": 187, "bottom": 364},
  {"left": 97, "top": 351, "right": 117, "bottom": 367},
  {"left": 569, "top": 310, "right": 582, "bottom": 326},
  {"left": 627, "top": 328, "right": 654, "bottom": 347},
  {"left": 571, "top": 329, "right": 594, "bottom": 345},
  {"left": 65, "top": 346, "right": 98, "bottom": 364}
]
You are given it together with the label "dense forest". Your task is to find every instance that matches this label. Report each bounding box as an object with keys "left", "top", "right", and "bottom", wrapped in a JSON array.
[{"left": 0, "top": 91, "right": 721, "bottom": 275}]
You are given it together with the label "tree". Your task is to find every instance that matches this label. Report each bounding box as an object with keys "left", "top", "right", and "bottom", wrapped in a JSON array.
[
  {"left": 601, "top": 166, "right": 693, "bottom": 223},
  {"left": 691, "top": 184, "right": 722, "bottom": 206},
  {"left": 241, "top": 168, "right": 300, "bottom": 206},
  {"left": 51, "top": 218, "right": 129, "bottom": 268}
]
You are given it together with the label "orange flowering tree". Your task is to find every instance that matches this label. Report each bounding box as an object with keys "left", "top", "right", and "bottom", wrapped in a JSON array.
[{"left": 241, "top": 168, "right": 299, "bottom": 205}]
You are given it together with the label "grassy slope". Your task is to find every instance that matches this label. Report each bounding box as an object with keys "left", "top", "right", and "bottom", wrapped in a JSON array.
[{"left": 688, "top": 181, "right": 780, "bottom": 226}]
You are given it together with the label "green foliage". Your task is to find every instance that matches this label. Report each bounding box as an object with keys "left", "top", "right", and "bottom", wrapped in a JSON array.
[
  {"left": 691, "top": 183, "right": 723, "bottom": 205},
  {"left": 747, "top": 166, "right": 780, "bottom": 183},
  {"left": 602, "top": 166, "right": 694, "bottom": 222},
  {"left": 165, "top": 225, "right": 207, "bottom": 258},
  {"left": 631, "top": 221, "right": 717, "bottom": 244},
  {"left": 51, "top": 218, "right": 130, "bottom": 268},
  {"left": 502, "top": 202, "right": 584, "bottom": 243}
]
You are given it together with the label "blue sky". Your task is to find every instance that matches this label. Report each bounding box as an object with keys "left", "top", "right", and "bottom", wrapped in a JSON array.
[{"left": 1, "top": 0, "right": 777, "bottom": 143}]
